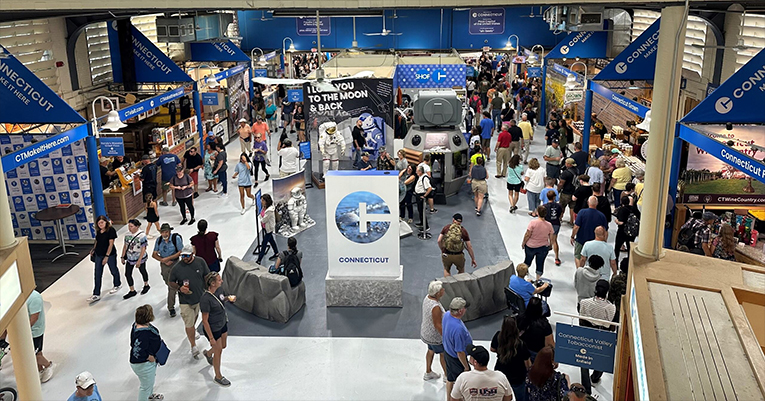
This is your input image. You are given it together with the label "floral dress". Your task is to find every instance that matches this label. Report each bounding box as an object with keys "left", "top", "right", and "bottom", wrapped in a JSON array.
[
  {"left": 527, "top": 372, "right": 569, "bottom": 401},
  {"left": 204, "top": 151, "right": 216, "bottom": 181}
]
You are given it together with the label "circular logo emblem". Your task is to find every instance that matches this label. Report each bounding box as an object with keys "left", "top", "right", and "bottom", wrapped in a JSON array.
[
  {"left": 615, "top": 62, "right": 628, "bottom": 74},
  {"left": 560, "top": 45, "right": 570, "bottom": 55},
  {"left": 432, "top": 68, "right": 447, "bottom": 84},
  {"left": 335, "top": 191, "right": 391, "bottom": 243},
  {"left": 415, "top": 69, "right": 431, "bottom": 84},
  {"left": 715, "top": 97, "right": 733, "bottom": 114}
]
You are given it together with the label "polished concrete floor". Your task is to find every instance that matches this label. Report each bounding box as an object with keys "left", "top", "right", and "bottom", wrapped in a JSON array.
[{"left": 0, "top": 125, "right": 616, "bottom": 400}]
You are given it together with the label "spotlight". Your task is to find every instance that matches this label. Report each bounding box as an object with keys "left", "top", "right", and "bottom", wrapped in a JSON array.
[{"left": 726, "top": 122, "right": 733, "bottom": 131}]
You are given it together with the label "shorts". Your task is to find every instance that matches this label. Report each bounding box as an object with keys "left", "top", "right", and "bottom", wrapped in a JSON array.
[
  {"left": 480, "top": 138, "right": 491, "bottom": 148},
  {"left": 180, "top": 303, "right": 200, "bottom": 328},
  {"left": 442, "top": 252, "right": 466, "bottom": 273},
  {"left": 33, "top": 335, "right": 43, "bottom": 353},
  {"left": 427, "top": 343, "right": 445, "bottom": 354},
  {"left": 560, "top": 193, "right": 575, "bottom": 210},
  {"left": 574, "top": 241, "right": 584, "bottom": 260},
  {"left": 161, "top": 180, "right": 171, "bottom": 193},
  {"left": 445, "top": 352, "right": 466, "bottom": 382},
  {"left": 283, "top": 113, "right": 293, "bottom": 124},
  {"left": 552, "top": 224, "right": 561, "bottom": 235},
  {"left": 189, "top": 170, "right": 199, "bottom": 184},
  {"left": 471, "top": 179, "right": 488, "bottom": 195},
  {"left": 507, "top": 183, "right": 523, "bottom": 192},
  {"left": 203, "top": 323, "right": 228, "bottom": 341}
]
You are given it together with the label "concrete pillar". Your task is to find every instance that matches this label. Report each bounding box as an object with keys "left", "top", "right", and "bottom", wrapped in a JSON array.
[
  {"left": 720, "top": 4, "right": 745, "bottom": 82},
  {"left": 6, "top": 302, "right": 44, "bottom": 400},
  {"left": 635, "top": 6, "right": 688, "bottom": 259}
]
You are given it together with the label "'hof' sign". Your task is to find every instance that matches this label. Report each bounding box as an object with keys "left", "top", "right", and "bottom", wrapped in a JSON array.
[{"left": 324, "top": 170, "right": 400, "bottom": 278}]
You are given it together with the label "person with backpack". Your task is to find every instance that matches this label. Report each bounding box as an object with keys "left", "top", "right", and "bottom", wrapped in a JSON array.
[
  {"left": 437, "top": 213, "right": 477, "bottom": 277},
  {"left": 272, "top": 237, "right": 304, "bottom": 287},
  {"left": 614, "top": 196, "right": 639, "bottom": 261},
  {"left": 152, "top": 223, "right": 183, "bottom": 318},
  {"left": 677, "top": 211, "right": 717, "bottom": 256}
]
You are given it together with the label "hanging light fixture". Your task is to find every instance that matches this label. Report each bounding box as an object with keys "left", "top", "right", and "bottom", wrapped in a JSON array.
[
  {"left": 197, "top": 65, "right": 219, "bottom": 89},
  {"left": 564, "top": 73, "right": 579, "bottom": 90},
  {"left": 91, "top": 96, "right": 126, "bottom": 134},
  {"left": 636, "top": 110, "right": 652, "bottom": 131}
]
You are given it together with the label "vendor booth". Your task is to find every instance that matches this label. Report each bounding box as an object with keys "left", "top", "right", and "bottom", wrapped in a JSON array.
[{"left": 668, "top": 47, "right": 765, "bottom": 263}]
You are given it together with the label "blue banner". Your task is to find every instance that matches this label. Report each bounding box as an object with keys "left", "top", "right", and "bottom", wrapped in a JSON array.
[
  {"left": 117, "top": 87, "right": 186, "bottom": 121},
  {"left": 99, "top": 137, "right": 125, "bottom": 156},
  {"left": 468, "top": 8, "right": 505, "bottom": 35},
  {"left": 595, "top": 19, "right": 660, "bottom": 81},
  {"left": 287, "top": 89, "right": 303, "bottom": 102},
  {"left": 296, "top": 17, "right": 331, "bottom": 36},
  {"left": 678, "top": 125, "right": 765, "bottom": 185},
  {"left": 1, "top": 124, "right": 90, "bottom": 171},
  {"left": 527, "top": 67, "right": 542, "bottom": 78},
  {"left": 253, "top": 68, "right": 268, "bottom": 77},
  {"left": 299, "top": 141, "right": 311, "bottom": 159},
  {"left": 590, "top": 81, "right": 649, "bottom": 118},
  {"left": 189, "top": 40, "right": 250, "bottom": 62},
  {"left": 0, "top": 46, "right": 86, "bottom": 124},
  {"left": 546, "top": 31, "right": 609, "bottom": 59},
  {"left": 395, "top": 64, "right": 467, "bottom": 89},
  {"left": 555, "top": 323, "right": 617, "bottom": 373},
  {"left": 682, "top": 48, "right": 765, "bottom": 124},
  {"left": 208, "top": 64, "right": 247, "bottom": 84},
  {"left": 201, "top": 93, "right": 219, "bottom": 106},
  {"left": 108, "top": 22, "right": 193, "bottom": 83}
]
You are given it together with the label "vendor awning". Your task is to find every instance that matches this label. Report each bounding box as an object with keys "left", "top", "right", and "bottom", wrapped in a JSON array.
[
  {"left": 107, "top": 22, "right": 194, "bottom": 83},
  {"left": 0, "top": 46, "right": 86, "bottom": 124},
  {"left": 545, "top": 31, "right": 609, "bottom": 59},
  {"left": 595, "top": 19, "right": 660, "bottom": 81},
  {"left": 189, "top": 40, "right": 250, "bottom": 62}
]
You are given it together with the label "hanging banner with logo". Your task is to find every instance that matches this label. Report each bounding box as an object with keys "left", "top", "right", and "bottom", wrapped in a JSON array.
[
  {"left": 394, "top": 64, "right": 467, "bottom": 89},
  {"left": 564, "top": 90, "right": 584, "bottom": 104},
  {"left": 468, "top": 8, "right": 505, "bottom": 35},
  {"left": 303, "top": 78, "right": 394, "bottom": 160},
  {"left": 325, "top": 170, "right": 400, "bottom": 278},
  {"left": 0, "top": 46, "right": 86, "bottom": 124},
  {"left": 118, "top": 87, "right": 186, "bottom": 122},
  {"left": 679, "top": 124, "right": 765, "bottom": 204},
  {"left": 296, "top": 16, "right": 331, "bottom": 36},
  {"left": 206, "top": 64, "right": 247, "bottom": 84},
  {"left": 99, "top": 137, "right": 125, "bottom": 157},
  {"left": 108, "top": 22, "right": 193, "bottom": 83},
  {"left": 526, "top": 67, "right": 542, "bottom": 78},
  {"left": 555, "top": 323, "right": 617, "bottom": 373},
  {"left": 287, "top": 89, "right": 303, "bottom": 102},
  {"left": 201, "top": 92, "right": 219, "bottom": 106},
  {"left": 546, "top": 31, "right": 609, "bottom": 59},
  {"left": 1, "top": 124, "right": 89, "bottom": 172},
  {"left": 189, "top": 40, "right": 251, "bottom": 62},
  {"left": 595, "top": 19, "right": 660, "bottom": 81},
  {"left": 253, "top": 68, "right": 268, "bottom": 77},
  {"left": 681, "top": 48, "right": 765, "bottom": 124},
  {"left": 590, "top": 81, "right": 650, "bottom": 118}
]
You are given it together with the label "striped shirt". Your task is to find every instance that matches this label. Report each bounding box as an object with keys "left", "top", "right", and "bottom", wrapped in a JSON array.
[{"left": 579, "top": 297, "right": 616, "bottom": 330}]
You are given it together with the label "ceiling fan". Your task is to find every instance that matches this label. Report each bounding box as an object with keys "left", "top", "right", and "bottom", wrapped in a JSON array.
[
  {"left": 519, "top": 7, "right": 544, "bottom": 18},
  {"left": 257, "top": 11, "right": 274, "bottom": 21},
  {"left": 363, "top": 14, "right": 401, "bottom": 36},
  {"left": 387, "top": 10, "right": 406, "bottom": 19},
  {"left": 252, "top": 70, "right": 376, "bottom": 93}
]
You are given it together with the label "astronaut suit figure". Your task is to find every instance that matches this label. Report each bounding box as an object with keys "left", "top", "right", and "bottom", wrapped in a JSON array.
[
  {"left": 318, "top": 121, "right": 345, "bottom": 174},
  {"left": 287, "top": 187, "right": 307, "bottom": 229}
]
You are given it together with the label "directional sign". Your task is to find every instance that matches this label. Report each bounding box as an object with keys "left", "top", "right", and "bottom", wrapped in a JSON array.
[
  {"left": 99, "top": 137, "right": 125, "bottom": 157},
  {"left": 288, "top": 89, "right": 303, "bottom": 102},
  {"left": 201, "top": 93, "right": 219, "bottom": 106},
  {"left": 253, "top": 69, "right": 268, "bottom": 77}
]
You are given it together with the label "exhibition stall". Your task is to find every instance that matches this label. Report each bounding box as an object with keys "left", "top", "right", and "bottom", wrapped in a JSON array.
[
  {"left": 190, "top": 63, "right": 251, "bottom": 145},
  {"left": 667, "top": 48, "right": 765, "bottom": 262}
]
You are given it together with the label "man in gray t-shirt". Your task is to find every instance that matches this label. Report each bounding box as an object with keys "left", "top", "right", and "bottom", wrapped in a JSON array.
[
  {"left": 543, "top": 139, "right": 563, "bottom": 179},
  {"left": 169, "top": 246, "right": 210, "bottom": 358},
  {"left": 213, "top": 144, "right": 229, "bottom": 195}
]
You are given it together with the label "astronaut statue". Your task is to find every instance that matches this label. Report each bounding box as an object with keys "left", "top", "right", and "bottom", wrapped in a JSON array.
[
  {"left": 287, "top": 187, "right": 308, "bottom": 230},
  {"left": 318, "top": 121, "right": 345, "bottom": 177}
]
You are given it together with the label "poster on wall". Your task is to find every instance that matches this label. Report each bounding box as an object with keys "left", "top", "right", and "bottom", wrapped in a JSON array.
[
  {"left": 296, "top": 16, "right": 331, "bottom": 36},
  {"left": 303, "top": 78, "right": 394, "bottom": 160},
  {"left": 468, "top": 8, "right": 505, "bottom": 35},
  {"left": 0, "top": 133, "right": 95, "bottom": 241},
  {"left": 682, "top": 127, "right": 765, "bottom": 205},
  {"left": 227, "top": 70, "right": 250, "bottom": 141},
  {"left": 271, "top": 170, "right": 315, "bottom": 237}
]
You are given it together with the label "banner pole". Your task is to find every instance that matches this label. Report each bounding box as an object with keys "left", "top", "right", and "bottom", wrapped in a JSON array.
[
  {"left": 582, "top": 81, "right": 593, "bottom": 151},
  {"left": 86, "top": 123, "right": 107, "bottom": 218}
]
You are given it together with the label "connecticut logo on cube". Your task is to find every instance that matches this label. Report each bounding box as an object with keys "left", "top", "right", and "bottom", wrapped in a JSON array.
[{"left": 335, "top": 191, "right": 392, "bottom": 244}]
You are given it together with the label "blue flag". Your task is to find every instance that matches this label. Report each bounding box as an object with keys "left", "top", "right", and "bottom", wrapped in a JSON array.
[
  {"left": 595, "top": 19, "right": 660, "bottom": 81},
  {"left": 108, "top": 21, "right": 193, "bottom": 83},
  {"left": 0, "top": 46, "right": 86, "bottom": 124},
  {"left": 546, "top": 31, "right": 609, "bottom": 59},
  {"left": 190, "top": 41, "right": 251, "bottom": 62}
]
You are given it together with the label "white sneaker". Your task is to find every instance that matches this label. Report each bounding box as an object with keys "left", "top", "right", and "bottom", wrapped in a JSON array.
[
  {"left": 251, "top": 198, "right": 256, "bottom": 206},
  {"left": 240, "top": 208, "right": 246, "bottom": 215},
  {"left": 86, "top": 295, "right": 100, "bottom": 303},
  {"left": 40, "top": 362, "right": 55, "bottom": 383},
  {"left": 191, "top": 345, "right": 200, "bottom": 359},
  {"left": 423, "top": 371, "right": 441, "bottom": 381},
  {"left": 149, "top": 394, "right": 164, "bottom": 400},
  {"left": 109, "top": 286, "right": 121, "bottom": 295}
]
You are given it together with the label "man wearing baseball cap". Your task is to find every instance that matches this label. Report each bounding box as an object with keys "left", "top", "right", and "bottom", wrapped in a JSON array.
[
  {"left": 451, "top": 344, "right": 513, "bottom": 401},
  {"left": 67, "top": 371, "right": 101, "bottom": 401},
  {"left": 168, "top": 244, "right": 210, "bottom": 359},
  {"left": 237, "top": 118, "right": 253, "bottom": 156},
  {"left": 443, "top": 297, "right": 473, "bottom": 401},
  {"left": 437, "top": 213, "right": 477, "bottom": 276}
]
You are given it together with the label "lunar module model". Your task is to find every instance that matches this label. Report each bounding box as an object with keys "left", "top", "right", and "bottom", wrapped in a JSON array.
[{"left": 403, "top": 90, "right": 469, "bottom": 201}]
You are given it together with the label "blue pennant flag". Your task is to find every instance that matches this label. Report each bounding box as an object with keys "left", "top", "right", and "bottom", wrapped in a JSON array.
[
  {"left": 108, "top": 21, "right": 193, "bottom": 83},
  {"left": 189, "top": 41, "right": 251, "bottom": 62},
  {"left": 0, "top": 46, "right": 86, "bottom": 124},
  {"left": 546, "top": 31, "right": 609, "bottom": 59},
  {"left": 682, "top": 47, "right": 765, "bottom": 124},
  {"left": 595, "top": 19, "right": 660, "bottom": 81}
]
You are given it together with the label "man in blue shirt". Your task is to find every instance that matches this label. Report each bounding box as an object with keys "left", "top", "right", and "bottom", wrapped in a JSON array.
[
  {"left": 571, "top": 196, "right": 608, "bottom": 266},
  {"left": 155, "top": 146, "right": 181, "bottom": 207},
  {"left": 479, "top": 111, "right": 494, "bottom": 161},
  {"left": 68, "top": 371, "right": 102, "bottom": 401},
  {"left": 153, "top": 223, "right": 183, "bottom": 317},
  {"left": 442, "top": 297, "right": 472, "bottom": 400},
  {"left": 508, "top": 263, "right": 550, "bottom": 306}
]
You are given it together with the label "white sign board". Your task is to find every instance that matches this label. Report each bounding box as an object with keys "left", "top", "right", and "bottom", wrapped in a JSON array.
[
  {"left": 325, "top": 170, "right": 400, "bottom": 278},
  {"left": 630, "top": 280, "right": 650, "bottom": 401},
  {"left": 564, "top": 90, "right": 584, "bottom": 104},
  {"left": 0, "top": 262, "right": 22, "bottom": 322}
]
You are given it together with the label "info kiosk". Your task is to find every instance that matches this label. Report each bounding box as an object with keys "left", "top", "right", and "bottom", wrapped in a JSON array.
[{"left": 402, "top": 90, "right": 469, "bottom": 202}]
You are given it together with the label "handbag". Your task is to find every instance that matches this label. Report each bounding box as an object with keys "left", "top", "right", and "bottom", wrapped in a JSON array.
[
  {"left": 156, "top": 340, "right": 171, "bottom": 366},
  {"left": 512, "top": 168, "right": 527, "bottom": 194}
]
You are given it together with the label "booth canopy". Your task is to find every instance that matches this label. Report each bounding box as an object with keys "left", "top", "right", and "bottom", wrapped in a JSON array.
[
  {"left": 108, "top": 22, "right": 194, "bottom": 83},
  {"left": 595, "top": 19, "right": 660, "bottom": 81},
  {"left": 545, "top": 30, "right": 609, "bottom": 59},
  {"left": 189, "top": 40, "right": 250, "bottom": 62}
]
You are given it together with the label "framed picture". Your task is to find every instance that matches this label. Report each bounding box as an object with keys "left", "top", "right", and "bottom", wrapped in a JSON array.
[
  {"left": 132, "top": 173, "right": 143, "bottom": 196},
  {"left": 166, "top": 127, "right": 175, "bottom": 148}
]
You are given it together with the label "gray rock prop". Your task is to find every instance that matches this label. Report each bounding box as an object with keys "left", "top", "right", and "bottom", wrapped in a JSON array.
[{"left": 437, "top": 260, "right": 515, "bottom": 321}]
